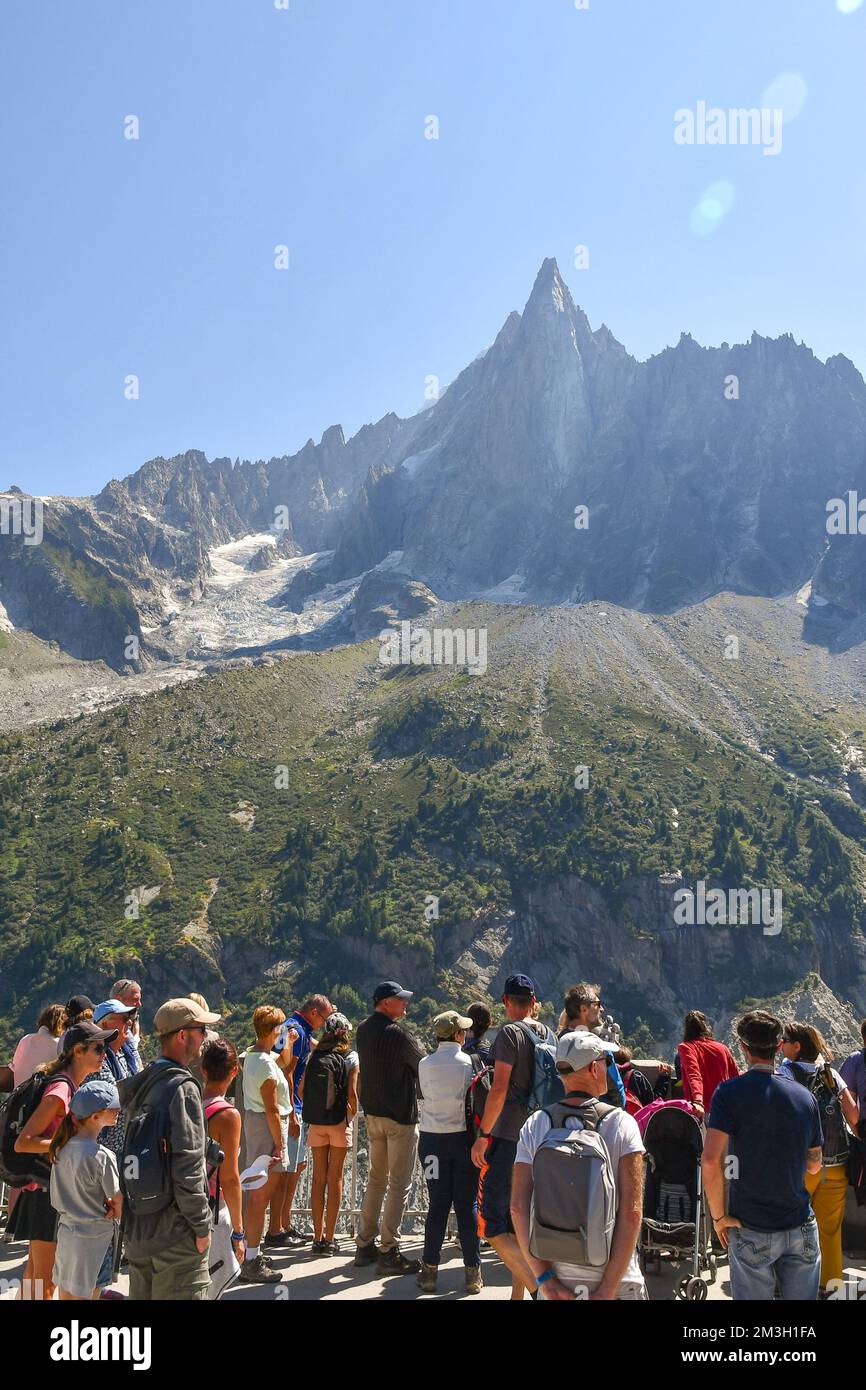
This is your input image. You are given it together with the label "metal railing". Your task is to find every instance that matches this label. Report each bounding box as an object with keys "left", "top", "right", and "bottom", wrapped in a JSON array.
[{"left": 275, "top": 1116, "right": 441, "bottom": 1239}]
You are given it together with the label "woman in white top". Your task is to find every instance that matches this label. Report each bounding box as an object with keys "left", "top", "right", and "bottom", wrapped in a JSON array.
[
  {"left": 238, "top": 1005, "right": 297, "bottom": 1285},
  {"left": 416, "top": 1010, "right": 482, "bottom": 1295},
  {"left": 779, "top": 1022, "right": 859, "bottom": 1293}
]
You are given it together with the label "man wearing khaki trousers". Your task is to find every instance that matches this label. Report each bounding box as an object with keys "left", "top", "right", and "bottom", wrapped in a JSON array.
[{"left": 355, "top": 982, "right": 424, "bottom": 1275}]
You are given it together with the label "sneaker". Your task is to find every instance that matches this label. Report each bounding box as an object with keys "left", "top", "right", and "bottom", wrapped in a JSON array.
[
  {"left": 417, "top": 1260, "right": 438, "bottom": 1293},
  {"left": 310, "top": 1239, "right": 330, "bottom": 1255},
  {"left": 353, "top": 1240, "right": 379, "bottom": 1267},
  {"left": 239, "top": 1254, "right": 283, "bottom": 1285},
  {"left": 378, "top": 1247, "right": 421, "bottom": 1275},
  {"left": 285, "top": 1225, "right": 309, "bottom": 1244},
  {"left": 262, "top": 1231, "right": 291, "bottom": 1249},
  {"left": 464, "top": 1265, "right": 483, "bottom": 1295}
]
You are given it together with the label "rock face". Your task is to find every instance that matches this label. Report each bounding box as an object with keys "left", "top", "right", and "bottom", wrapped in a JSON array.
[
  {"left": 246, "top": 544, "right": 279, "bottom": 574},
  {"left": 348, "top": 564, "right": 438, "bottom": 640},
  {"left": 439, "top": 875, "right": 866, "bottom": 1049},
  {"left": 5, "top": 259, "right": 866, "bottom": 666},
  {"left": 321, "top": 260, "right": 866, "bottom": 627},
  {"left": 719, "top": 972, "right": 863, "bottom": 1063}
]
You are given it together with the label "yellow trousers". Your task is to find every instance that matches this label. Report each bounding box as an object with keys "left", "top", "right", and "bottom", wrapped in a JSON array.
[{"left": 805, "top": 1163, "right": 848, "bottom": 1288}]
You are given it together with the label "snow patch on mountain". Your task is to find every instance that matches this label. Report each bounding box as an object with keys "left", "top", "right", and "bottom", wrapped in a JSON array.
[
  {"left": 481, "top": 573, "right": 528, "bottom": 604},
  {"left": 157, "top": 537, "right": 357, "bottom": 657}
]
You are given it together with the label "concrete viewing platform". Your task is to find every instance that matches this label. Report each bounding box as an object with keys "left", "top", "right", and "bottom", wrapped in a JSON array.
[{"left": 2, "top": 1228, "right": 865, "bottom": 1301}]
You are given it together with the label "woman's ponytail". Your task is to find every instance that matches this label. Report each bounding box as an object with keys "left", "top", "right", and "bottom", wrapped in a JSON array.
[{"left": 48, "top": 1111, "right": 78, "bottom": 1164}]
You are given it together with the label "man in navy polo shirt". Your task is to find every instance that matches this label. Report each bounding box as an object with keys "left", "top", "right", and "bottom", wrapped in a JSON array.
[
  {"left": 266, "top": 993, "right": 334, "bottom": 1248},
  {"left": 702, "top": 1010, "right": 823, "bottom": 1300}
]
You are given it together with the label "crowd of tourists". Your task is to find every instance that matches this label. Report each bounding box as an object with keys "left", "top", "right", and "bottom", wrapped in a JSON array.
[{"left": 2, "top": 973, "right": 865, "bottom": 1302}]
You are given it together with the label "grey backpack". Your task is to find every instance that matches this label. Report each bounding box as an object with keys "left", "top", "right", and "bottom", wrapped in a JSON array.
[{"left": 529, "top": 1099, "right": 618, "bottom": 1267}]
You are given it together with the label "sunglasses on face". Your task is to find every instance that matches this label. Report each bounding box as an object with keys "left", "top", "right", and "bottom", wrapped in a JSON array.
[{"left": 87, "top": 1043, "right": 106, "bottom": 1056}]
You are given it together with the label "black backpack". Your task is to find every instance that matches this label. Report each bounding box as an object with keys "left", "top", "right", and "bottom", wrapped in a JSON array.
[
  {"left": 120, "top": 1062, "right": 190, "bottom": 1217},
  {"left": 465, "top": 1055, "right": 494, "bottom": 1139},
  {"left": 302, "top": 1051, "right": 349, "bottom": 1127},
  {"left": 789, "top": 1061, "right": 850, "bottom": 1166},
  {"left": 0, "top": 1070, "right": 74, "bottom": 1189}
]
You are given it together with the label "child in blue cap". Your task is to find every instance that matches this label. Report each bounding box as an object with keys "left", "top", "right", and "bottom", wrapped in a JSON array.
[{"left": 48, "top": 1078, "right": 122, "bottom": 1300}]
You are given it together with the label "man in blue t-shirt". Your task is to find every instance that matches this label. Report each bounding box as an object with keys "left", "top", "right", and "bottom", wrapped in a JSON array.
[
  {"left": 702, "top": 1010, "right": 823, "bottom": 1301},
  {"left": 265, "top": 993, "right": 334, "bottom": 1247}
]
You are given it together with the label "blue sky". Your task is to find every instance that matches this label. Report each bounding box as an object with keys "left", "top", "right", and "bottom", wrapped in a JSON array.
[{"left": 2, "top": 0, "right": 865, "bottom": 497}]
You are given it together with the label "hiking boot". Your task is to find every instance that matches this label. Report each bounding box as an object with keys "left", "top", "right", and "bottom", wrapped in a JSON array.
[
  {"left": 417, "top": 1260, "right": 438, "bottom": 1293},
  {"left": 353, "top": 1240, "right": 379, "bottom": 1267},
  {"left": 239, "top": 1254, "right": 283, "bottom": 1285},
  {"left": 378, "top": 1247, "right": 421, "bottom": 1275},
  {"left": 262, "top": 1230, "right": 291, "bottom": 1249},
  {"left": 464, "top": 1264, "right": 483, "bottom": 1295}
]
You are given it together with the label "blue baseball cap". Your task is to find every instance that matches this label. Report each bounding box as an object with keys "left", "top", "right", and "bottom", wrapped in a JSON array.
[
  {"left": 71, "top": 1079, "right": 120, "bottom": 1118},
  {"left": 503, "top": 973, "right": 535, "bottom": 997},
  {"left": 93, "top": 998, "right": 136, "bottom": 1025}
]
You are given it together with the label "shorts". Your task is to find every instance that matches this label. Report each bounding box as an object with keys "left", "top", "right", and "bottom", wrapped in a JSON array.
[
  {"left": 53, "top": 1218, "right": 114, "bottom": 1299},
  {"left": 307, "top": 1119, "right": 353, "bottom": 1149},
  {"left": 243, "top": 1110, "right": 290, "bottom": 1171},
  {"left": 477, "top": 1137, "right": 517, "bottom": 1240},
  {"left": 286, "top": 1118, "right": 309, "bottom": 1172}
]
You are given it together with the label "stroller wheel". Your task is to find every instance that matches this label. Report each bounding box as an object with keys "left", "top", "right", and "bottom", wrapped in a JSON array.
[
  {"left": 707, "top": 1252, "right": 718, "bottom": 1280},
  {"left": 676, "top": 1274, "right": 691, "bottom": 1300},
  {"left": 686, "top": 1277, "right": 707, "bottom": 1301}
]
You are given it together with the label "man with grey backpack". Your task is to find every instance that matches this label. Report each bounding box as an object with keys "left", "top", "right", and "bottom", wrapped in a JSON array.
[{"left": 511, "top": 1031, "right": 647, "bottom": 1301}]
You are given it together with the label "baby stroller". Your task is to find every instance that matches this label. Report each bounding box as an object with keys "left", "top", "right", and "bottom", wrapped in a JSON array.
[{"left": 638, "top": 1102, "right": 717, "bottom": 1300}]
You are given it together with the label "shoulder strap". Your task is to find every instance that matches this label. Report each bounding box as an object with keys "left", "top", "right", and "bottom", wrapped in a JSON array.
[
  {"left": 515, "top": 1020, "right": 545, "bottom": 1048},
  {"left": 132, "top": 1061, "right": 189, "bottom": 1117},
  {"left": 543, "top": 1099, "right": 616, "bottom": 1132},
  {"left": 104, "top": 1048, "right": 122, "bottom": 1080},
  {"left": 819, "top": 1063, "right": 839, "bottom": 1095},
  {"left": 204, "top": 1097, "right": 233, "bottom": 1121}
]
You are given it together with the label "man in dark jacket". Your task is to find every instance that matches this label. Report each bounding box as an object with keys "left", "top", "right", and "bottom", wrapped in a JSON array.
[
  {"left": 354, "top": 981, "right": 424, "bottom": 1275},
  {"left": 118, "top": 996, "right": 220, "bottom": 1300}
]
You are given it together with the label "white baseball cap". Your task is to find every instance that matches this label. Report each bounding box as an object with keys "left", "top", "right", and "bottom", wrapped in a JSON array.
[{"left": 556, "top": 1030, "right": 618, "bottom": 1073}]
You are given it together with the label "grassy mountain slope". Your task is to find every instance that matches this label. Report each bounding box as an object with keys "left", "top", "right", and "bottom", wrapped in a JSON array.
[{"left": 1, "top": 594, "right": 865, "bottom": 1055}]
